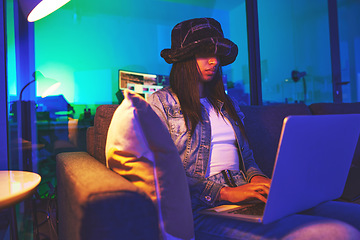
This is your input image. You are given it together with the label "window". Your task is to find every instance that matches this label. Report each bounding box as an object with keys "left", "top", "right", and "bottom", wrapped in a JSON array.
[
  {"left": 258, "top": 0, "right": 333, "bottom": 104},
  {"left": 338, "top": 0, "right": 360, "bottom": 103}
]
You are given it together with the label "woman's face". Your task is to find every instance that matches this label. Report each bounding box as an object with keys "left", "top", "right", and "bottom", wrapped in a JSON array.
[{"left": 195, "top": 53, "right": 219, "bottom": 82}]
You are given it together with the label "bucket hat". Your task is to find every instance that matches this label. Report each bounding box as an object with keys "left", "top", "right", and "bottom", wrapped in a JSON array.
[{"left": 161, "top": 18, "right": 238, "bottom": 66}]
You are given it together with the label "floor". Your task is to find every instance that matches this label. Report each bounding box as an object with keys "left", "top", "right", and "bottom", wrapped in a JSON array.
[
  {"left": 34, "top": 157, "right": 58, "bottom": 240},
  {"left": 0, "top": 198, "right": 57, "bottom": 240},
  {"left": 34, "top": 198, "right": 58, "bottom": 240}
]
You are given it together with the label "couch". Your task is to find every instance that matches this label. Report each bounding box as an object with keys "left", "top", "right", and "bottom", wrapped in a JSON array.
[{"left": 56, "top": 102, "right": 360, "bottom": 240}]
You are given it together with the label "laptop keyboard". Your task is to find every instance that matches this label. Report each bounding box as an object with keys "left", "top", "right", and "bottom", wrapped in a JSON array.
[{"left": 228, "top": 202, "right": 266, "bottom": 216}]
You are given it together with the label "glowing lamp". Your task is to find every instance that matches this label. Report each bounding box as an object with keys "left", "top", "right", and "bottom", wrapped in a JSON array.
[
  {"left": 19, "top": 0, "right": 71, "bottom": 22},
  {"left": 20, "top": 71, "right": 61, "bottom": 101}
]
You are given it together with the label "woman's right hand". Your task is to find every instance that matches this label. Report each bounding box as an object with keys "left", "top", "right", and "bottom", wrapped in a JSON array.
[{"left": 219, "top": 182, "right": 270, "bottom": 203}]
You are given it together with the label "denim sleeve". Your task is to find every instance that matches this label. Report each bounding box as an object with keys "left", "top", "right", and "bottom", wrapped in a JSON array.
[
  {"left": 230, "top": 97, "right": 269, "bottom": 181},
  {"left": 241, "top": 138, "right": 269, "bottom": 181},
  {"left": 238, "top": 113, "right": 269, "bottom": 180},
  {"left": 147, "top": 92, "right": 169, "bottom": 130},
  {"left": 148, "top": 91, "right": 225, "bottom": 207},
  {"left": 187, "top": 175, "right": 224, "bottom": 207}
]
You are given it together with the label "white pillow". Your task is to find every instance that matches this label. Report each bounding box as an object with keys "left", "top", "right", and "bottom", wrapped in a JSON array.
[{"left": 106, "top": 89, "right": 194, "bottom": 240}]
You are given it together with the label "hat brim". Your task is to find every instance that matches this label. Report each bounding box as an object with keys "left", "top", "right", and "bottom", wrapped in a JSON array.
[{"left": 161, "top": 37, "right": 238, "bottom": 66}]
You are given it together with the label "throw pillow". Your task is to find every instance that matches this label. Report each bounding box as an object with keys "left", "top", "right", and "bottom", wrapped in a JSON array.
[{"left": 105, "top": 89, "right": 194, "bottom": 240}]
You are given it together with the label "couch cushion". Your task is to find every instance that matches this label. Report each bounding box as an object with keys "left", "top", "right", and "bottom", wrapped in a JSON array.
[
  {"left": 105, "top": 89, "right": 194, "bottom": 240},
  {"left": 240, "top": 103, "right": 312, "bottom": 177},
  {"left": 309, "top": 102, "right": 360, "bottom": 115},
  {"left": 310, "top": 102, "right": 360, "bottom": 201},
  {"left": 93, "top": 105, "right": 119, "bottom": 165},
  {"left": 86, "top": 127, "right": 95, "bottom": 157}
]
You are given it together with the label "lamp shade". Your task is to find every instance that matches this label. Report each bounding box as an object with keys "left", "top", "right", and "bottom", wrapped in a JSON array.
[
  {"left": 20, "top": 71, "right": 61, "bottom": 101},
  {"left": 34, "top": 71, "right": 61, "bottom": 98},
  {"left": 18, "top": 0, "right": 71, "bottom": 22}
]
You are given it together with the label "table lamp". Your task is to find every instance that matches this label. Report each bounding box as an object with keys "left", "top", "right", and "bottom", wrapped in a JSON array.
[
  {"left": 291, "top": 70, "right": 307, "bottom": 103},
  {"left": 14, "top": 71, "right": 61, "bottom": 170},
  {"left": 19, "top": 71, "right": 61, "bottom": 101}
]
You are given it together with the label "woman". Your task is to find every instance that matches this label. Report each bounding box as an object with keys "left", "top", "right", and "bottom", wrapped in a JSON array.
[{"left": 148, "top": 18, "right": 360, "bottom": 239}]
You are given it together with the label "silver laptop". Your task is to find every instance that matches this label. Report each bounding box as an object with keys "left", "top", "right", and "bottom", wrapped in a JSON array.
[{"left": 200, "top": 114, "right": 360, "bottom": 224}]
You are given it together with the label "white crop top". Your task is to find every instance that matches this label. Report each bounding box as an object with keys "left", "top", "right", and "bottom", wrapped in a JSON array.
[{"left": 201, "top": 98, "right": 240, "bottom": 177}]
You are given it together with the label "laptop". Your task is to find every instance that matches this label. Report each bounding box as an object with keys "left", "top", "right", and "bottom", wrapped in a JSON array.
[{"left": 200, "top": 114, "right": 360, "bottom": 224}]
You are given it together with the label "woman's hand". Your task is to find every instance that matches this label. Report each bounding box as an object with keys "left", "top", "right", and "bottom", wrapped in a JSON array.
[
  {"left": 219, "top": 181, "right": 270, "bottom": 203},
  {"left": 250, "top": 175, "right": 271, "bottom": 185}
]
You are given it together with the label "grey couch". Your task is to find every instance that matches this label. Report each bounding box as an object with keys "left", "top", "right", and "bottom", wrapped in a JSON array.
[{"left": 56, "top": 102, "right": 360, "bottom": 240}]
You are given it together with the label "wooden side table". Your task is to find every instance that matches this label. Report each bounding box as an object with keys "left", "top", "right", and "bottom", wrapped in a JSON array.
[{"left": 0, "top": 171, "right": 41, "bottom": 240}]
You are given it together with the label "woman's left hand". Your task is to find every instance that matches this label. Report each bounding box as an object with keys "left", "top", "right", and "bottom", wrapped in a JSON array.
[{"left": 250, "top": 176, "right": 271, "bottom": 184}]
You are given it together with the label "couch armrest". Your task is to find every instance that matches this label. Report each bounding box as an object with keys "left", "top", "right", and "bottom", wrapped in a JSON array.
[{"left": 56, "top": 152, "right": 159, "bottom": 240}]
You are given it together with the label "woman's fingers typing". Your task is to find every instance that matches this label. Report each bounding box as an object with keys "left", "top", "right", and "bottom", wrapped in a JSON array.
[{"left": 219, "top": 183, "right": 270, "bottom": 203}]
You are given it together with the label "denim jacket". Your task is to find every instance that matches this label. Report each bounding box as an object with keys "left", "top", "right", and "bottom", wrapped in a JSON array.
[{"left": 148, "top": 87, "right": 267, "bottom": 209}]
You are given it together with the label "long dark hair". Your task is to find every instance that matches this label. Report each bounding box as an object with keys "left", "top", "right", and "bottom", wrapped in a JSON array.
[{"left": 170, "top": 57, "right": 245, "bottom": 136}]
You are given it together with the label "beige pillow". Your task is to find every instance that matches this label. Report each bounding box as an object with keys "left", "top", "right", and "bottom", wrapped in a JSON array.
[{"left": 105, "top": 89, "right": 194, "bottom": 240}]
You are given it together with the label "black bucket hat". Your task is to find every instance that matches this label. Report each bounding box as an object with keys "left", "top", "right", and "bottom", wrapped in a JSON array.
[{"left": 161, "top": 18, "right": 238, "bottom": 66}]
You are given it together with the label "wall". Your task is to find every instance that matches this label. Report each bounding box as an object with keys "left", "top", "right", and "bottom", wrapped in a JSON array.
[{"left": 33, "top": 0, "right": 231, "bottom": 116}]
